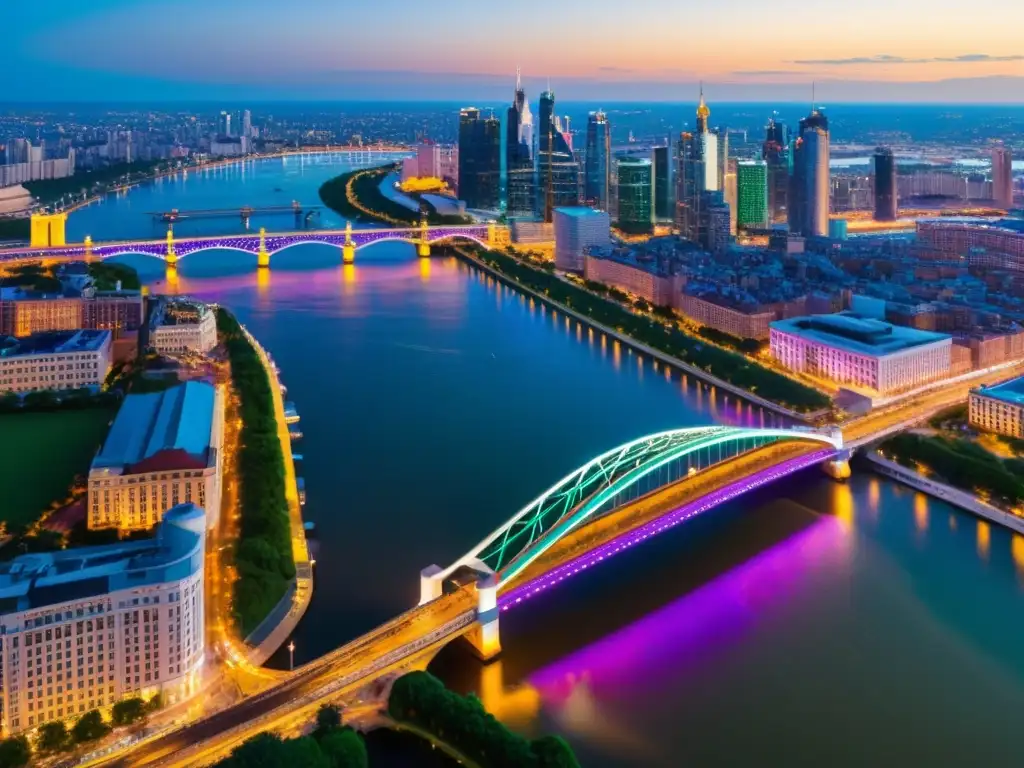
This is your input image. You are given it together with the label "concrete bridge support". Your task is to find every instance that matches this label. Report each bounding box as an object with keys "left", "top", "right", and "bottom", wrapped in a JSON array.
[
  {"left": 419, "top": 564, "right": 501, "bottom": 662},
  {"left": 165, "top": 227, "right": 178, "bottom": 268},
  {"left": 822, "top": 448, "right": 852, "bottom": 481},
  {"left": 257, "top": 228, "right": 270, "bottom": 268},
  {"left": 417, "top": 241, "right": 430, "bottom": 258}
]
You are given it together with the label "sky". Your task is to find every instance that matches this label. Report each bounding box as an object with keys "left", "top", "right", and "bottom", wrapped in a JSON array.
[{"left": 6, "top": 0, "right": 1024, "bottom": 102}]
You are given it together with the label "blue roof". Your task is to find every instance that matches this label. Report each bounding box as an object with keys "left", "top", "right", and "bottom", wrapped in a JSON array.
[
  {"left": 93, "top": 381, "right": 215, "bottom": 470},
  {"left": 977, "top": 376, "right": 1024, "bottom": 406},
  {"left": 554, "top": 207, "right": 607, "bottom": 218}
]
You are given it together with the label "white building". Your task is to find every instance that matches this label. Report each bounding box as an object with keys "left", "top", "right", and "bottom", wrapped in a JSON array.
[
  {"left": 553, "top": 207, "right": 611, "bottom": 272},
  {"left": 0, "top": 504, "right": 206, "bottom": 735},
  {"left": 88, "top": 381, "right": 224, "bottom": 532},
  {"left": 0, "top": 329, "right": 112, "bottom": 394},
  {"left": 969, "top": 377, "right": 1024, "bottom": 438},
  {"left": 150, "top": 300, "right": 217, "bottom": 356},
  {"left": 770, "top": 313, "right": 951, "bottom": 396}
]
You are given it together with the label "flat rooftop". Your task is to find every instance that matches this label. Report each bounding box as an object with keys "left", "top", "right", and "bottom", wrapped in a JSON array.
[
  {"left": 153, "top": 299, "right": 211, "bottom": 328},
  {"left": 976, "top": 376, "right": 1024, "bottom": 406},
  {"left": 92, "top": 381, "right": 216, "bottom": 473},
  {"left": 0, "top": 329, "right": 111, "bottom": 358},
  {"left": 771, "top": 312, "right": 951, "bottom": 357},
  {"left": 554, "top": 207, "right": 608, "bottom": 218}
]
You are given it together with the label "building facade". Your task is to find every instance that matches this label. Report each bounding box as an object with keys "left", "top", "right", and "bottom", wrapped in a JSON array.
[
  {"left": 873, "top": 147, "right": 898, "bottom": 221},
  {"left": 652, "top": 145, "right": 672, "bottom": 221},
  {"left": 0, "top": 504, "right": 206, "bottom": 735},
  {"left": 537, "top": 89, "right": 579, "bottom": 220},
  {"left": 0, "top": 330, "right": 112, "bottom": 394},
  {"left": 677, "top": 293, "right": 775, "bottom": 340},
  {"left": 584, "top": 252, "right": 681, "bottom": 308},
  {"left": 615, "top": 157, "right": 654, "bottom": 234},
  {"left": 992, "top": 145, "right": 1014, "bottom": 209},
  {"left": 917, "top": 218, "right": 1024, "bottom": 269},
  {"left": 584, "top": 112, "right": 611, "bottom": 211},
  {"left": 969, "top": 378, "right": 1024, "bottom": 437},
  {"left": 770, "top": 313, "right": 951, "bottom": 395},
  {"left": 457, "top": 108, "right": 501, "bottom": 211},
  {"left": 788, "top": 110, "right": 830, "bottom": 238},
  {"left": 505, "top": 69, "right": 535, "bottom": 218},
  {"left": 736, "top": 160, "right": 769, "bottom": 230},
  {"left": 88, "top": 382, "right": 225, "bottom": 532},
  {"left": 763, "top": 117, "right": 789, "bottom": 223},
  {"left": 150, "top": 300, "right": 217, "bottom": 356},
  {"left": 0, "top": 288, "right": 144, "bottom": 339},
  {"left": 553, "top": 208, "right": 610, "bottom": 272}
]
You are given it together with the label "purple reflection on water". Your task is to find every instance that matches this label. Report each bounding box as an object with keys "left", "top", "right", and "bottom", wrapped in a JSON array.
[{"left": 529, "top": 514, "right": 848, "bottom": 702}]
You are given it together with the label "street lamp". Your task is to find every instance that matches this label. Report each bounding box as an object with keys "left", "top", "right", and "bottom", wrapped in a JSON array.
[{"left": 288, "top": 640, "right": 295, "bottom": 671}]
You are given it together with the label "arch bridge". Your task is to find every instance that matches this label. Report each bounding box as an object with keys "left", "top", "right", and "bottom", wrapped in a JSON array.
[
  {"left": 420, "top": 425, "right": 846, "bottom": 660},
  {"left": 0, "top": 214, "right": 509, "bottom": 268}
]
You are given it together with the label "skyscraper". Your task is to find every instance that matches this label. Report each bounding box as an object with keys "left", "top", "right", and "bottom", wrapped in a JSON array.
[
  {"left": 676, "top": 87, "right": 719, "bottom": 242},
  {"left": 584, "top": 111, "right": 611, "bottom": 210},
  {"left": 788, "top": 109, "right": 830, "bottom": 237},
  {"left": 458, "top": 108, "right": 501, "bottom": 211},
  {"left": 737, "top": 160, "right": 769, "bottom": 229},
  {"left": 715, "top": 127, "right": 729, "bottom": 192},
  {"left": 993, "top": 144, "right": 1014, "bottom": 209},
  {"left": 615, "top": 156, "right": 654, "bottom": 234},
  {"left": 763, "top": 116, "right": 789, "bottom": 223},
  {"left": 873, "top": 147, "right": 898, "bottom": 221},
  {"left": 537, "top": 87, "right": 580, "bottom": 220},
  {"left": 652, "top": 145, "right": 672, "bottom": 221},
  {"left": 242, "top": 109, "right": 253, "bottom": 140},
  {"left": 505, "top": 68, "right": 535, "bottom": 217},
  {"left": 219, "top": 111, "right": 232, "bottom": 138}
]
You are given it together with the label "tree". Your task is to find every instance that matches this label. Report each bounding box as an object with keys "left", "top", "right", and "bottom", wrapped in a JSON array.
[
  {"left": 71, "top": 709, "right": 111, "bottom": 744},
  {"left": 111, "top": 697, "right": 147, "bottom": 726},
  {"left": 532, "top": 735, "right": 581, "bottom": 768},
  {"left": 35, "top": 721, "right": 71, "bottom": 754},
  {"left": 312, "top": 704, "right": 341, "bottom": 739},
  {"left": 0, "top": 736, "right": 31, "bottom": 768},
  {"left": 318, "top": 728, "right": 367, "bottom": 768}
]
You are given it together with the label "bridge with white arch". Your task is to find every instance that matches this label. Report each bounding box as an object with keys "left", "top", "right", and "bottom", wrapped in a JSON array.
[{"left": 0, "top": 219, "right": 508, "bottom": 268}]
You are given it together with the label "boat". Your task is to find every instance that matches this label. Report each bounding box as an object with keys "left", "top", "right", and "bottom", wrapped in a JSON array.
[
  {"left": 296, "top": 477, "right": 306, "bottom": 505},
  {"left": 289, "top": 429, "right": 303, "bottom": 441}
]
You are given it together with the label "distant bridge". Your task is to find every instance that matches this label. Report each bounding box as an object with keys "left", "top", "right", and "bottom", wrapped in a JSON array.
[{"left": 0, "top": 218, "right": 510, "bottom": 268}]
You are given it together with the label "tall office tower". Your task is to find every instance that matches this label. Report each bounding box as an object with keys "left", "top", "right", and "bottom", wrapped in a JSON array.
[
  {"left": 615, "top": 156, "right": 654, "bottom": 234},
  {"left": 584, "top": 111, "right": 611, "bottom": 210},
  {"left": 506, "top": 68, "right": 535, "bottom": 217},
  {"left": 763, "top": 116, "right": 789, "bottom": 222},
  {"left": 457, "top": 108, "right": 501, "bottom": 210},
  {"left": 737, "top": 159, "right": 770, "bottom": 229},
  {"left": 652, "top": 144, "right": 672, "bottom": 220},
  {"left": 992, "top": 144, "right": 1014, "bottom": 209},
  {"left": 675, "top": 87, "right": 718, "bottom": 241},
  {"left": 723, "top": 158, "right": 738, "bottom": 235},
  {"left": 242, "top": 109, "right": 253, "bottom": 140},
  {"left": 788, "top": 109, "right": 830, "bottom": 237},
  {"left": 537, "top": 88, "right": 580, "bottom": 220},
  {"left": 715, "top": 127, "right": 729, "bottom": 191},
  {"left": 872, "top": 146, "right": 898, "bottom": 221},
  {"left": 219, "top": 111, "right": 232, "bottom": 137}
]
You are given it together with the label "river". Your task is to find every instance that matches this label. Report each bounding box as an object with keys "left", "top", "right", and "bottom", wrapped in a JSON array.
[{"left": 68, "top": 157, "right": 1024, "bottom": 767}]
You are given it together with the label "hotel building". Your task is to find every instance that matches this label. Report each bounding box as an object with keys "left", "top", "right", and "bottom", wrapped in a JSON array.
[
  {"left": 0, "top": 330, "right": 112, "bottom": 394},
  {"left": 0, "top": 504, "right": 206, "bottom": 735},
  {"left": 770, "top": 313, "right": 951, "bottom": 395},
  {"left": 88, "top": 382, "right": 224, "bottom": 532},
  {"left": 969, "top": 377, "right": 1024, "bottom": 438},
  {"left": 150, "top": 300, "right": 218, "bottom": 356}
]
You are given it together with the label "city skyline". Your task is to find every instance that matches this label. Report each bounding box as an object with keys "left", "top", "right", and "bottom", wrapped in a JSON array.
[{"left": 4, "top": 0, "right": 1024, "bottom": 102}]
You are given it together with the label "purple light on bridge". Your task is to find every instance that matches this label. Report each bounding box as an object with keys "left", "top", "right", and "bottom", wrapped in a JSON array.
[
  {"left": 498, "top": 449, "right": 837, "bottom": 611},
  {"left": 527, "top": 514, "right": 847, "bottom": 701}
]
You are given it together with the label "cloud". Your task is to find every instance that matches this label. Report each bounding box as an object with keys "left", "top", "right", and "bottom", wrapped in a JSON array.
[
  {"left": 793, "top": 54, "right": 1024, "bottom": 66},
  {"left": 731, "top": 70, "right": 801, "bottom": 76}
]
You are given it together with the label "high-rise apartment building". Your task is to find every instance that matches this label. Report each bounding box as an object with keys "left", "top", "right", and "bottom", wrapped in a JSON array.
[
  {"left": 992, "top": 144, "right": 1014, "bottom": 209},
  {"left": 505, "top": 69, "right": 535, "bottom": 217},
  {"left": 537, "top": 88, "right": 580, "bottom": 220},
  {"left": 873, "top": 146, "right": 898, "bottom": 221},
  {"left": 584, "top": 111, "right": 611, "bottom": 211},
  {"left": 763, "top": 116, "right": 789, "bottom": 223},
  {"left": 615, "top": 157, "right": 654, "bottom": 234},
  {"left": 457, "top": 108, "right": 501, "bottom": 211},
  {"left": 788, "top": 110, "right": 830, "bottom": 237},
  {"left": 737, "top": 160, "right": 769, "bottom": 229}
]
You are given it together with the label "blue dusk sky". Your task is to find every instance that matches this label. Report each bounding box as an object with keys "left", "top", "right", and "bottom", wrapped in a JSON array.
[{"left": 5, "top": 0, "right": 1024, "bottom": 102}]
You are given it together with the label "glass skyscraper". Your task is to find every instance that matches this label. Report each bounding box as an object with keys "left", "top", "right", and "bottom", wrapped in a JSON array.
[
  {"left": 736, "top": 160, "right": 769, "bottom": 229},
  {"left": 763, "top": 116, "right": 789, "bottom": 223},
  {"left": 584, "top": 111, "right": 611, "bottom": 210},
  {"left": 458, "top": 107, "right": 501, "bottom": 211},
  {"left": 616, "top": 156, "right": 654, "bottom": 234},
  {"left": 652, "top": 145, "right": 672, "bottom": 221},
  {"left": 505, "top": 68, "right": 535, "bottom": 217},
  {"left": 873, "top": 146, "right": 898, "bottom": 221},
  {"left": 537, "top": 88, "right": 580, "bottom": 221},
  {"left": 788, "top": 110, "right": 830, "bottom": 237}
]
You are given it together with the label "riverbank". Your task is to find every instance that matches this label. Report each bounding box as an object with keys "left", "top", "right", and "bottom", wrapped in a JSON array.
[
  {"left": 455, "top": 245, "right": 831, "bottom": 420},
  {"left": 319, "top": 164, "right": 472, "bottom": 227}
]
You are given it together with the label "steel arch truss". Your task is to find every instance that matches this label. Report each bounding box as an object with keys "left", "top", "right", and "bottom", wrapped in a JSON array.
[{"left": 440, "top": 426, "right": 841, "bottom": 586}]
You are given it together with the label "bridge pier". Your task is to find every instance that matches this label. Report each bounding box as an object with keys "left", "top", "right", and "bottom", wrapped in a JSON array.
[
  {"left": 257, "top": 228, "right": 270, "bottom": 269},
  {"left": 342, "top": 243, "right": 356, "bottom": 264},
  {"left": 463, "top": 574, "right": 501, "bottom": 662},
  {"left": 822, "top": 449, "right": 852, "bottom": 481},
  {"left": 419, "top": 565, "right": 444, "bottom": 604},
  {"left": 165, "top": 227, "right": 177, "bottom": 268},
  {"left": 417, "top": 241, "right": 430, "bottom": 258}
]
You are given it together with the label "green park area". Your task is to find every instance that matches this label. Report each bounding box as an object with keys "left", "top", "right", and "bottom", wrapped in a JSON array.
[{"left": 0, "top": 408, "right": 115, "bottom": 532}]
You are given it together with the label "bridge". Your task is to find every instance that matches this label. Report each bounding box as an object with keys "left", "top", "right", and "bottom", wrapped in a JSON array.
[
  {"left": 97, "top": 425, "right": 845, "bottom": 766},
  {"left": 147, "top": 203, "right": 322, "bottom": 225},
  {"left": 0, "top": 214, "right": 510, "bottom": 269}
]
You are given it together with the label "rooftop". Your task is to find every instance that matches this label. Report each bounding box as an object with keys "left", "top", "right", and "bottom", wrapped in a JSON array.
[
  {"left": 92, "top": 381, "right": 216, "bottom": 473},
  {"left": 554, "top": 206, "right": 608, "bottom": 219},
  {"left": 0, "top": 329, "right": 111, "bottom": 358},
  {"left": 771, "top": 312, "right": 951, "bottom": 357},
  {"left": 976, "top": 376, "right": 1024, "bottom": 406},
  {"left": 0, "top": 504, "right": 205, "bottom": 614},
  {"left": 152, "top": 299, "right": 212, "bottom": 329}
]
